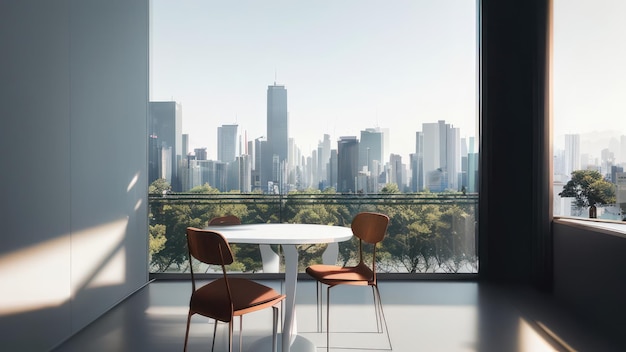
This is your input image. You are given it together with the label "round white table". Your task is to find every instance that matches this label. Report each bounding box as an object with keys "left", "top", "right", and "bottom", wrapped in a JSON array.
[{"left": 205, "top": 223, "right": 353, "bottom": 352}]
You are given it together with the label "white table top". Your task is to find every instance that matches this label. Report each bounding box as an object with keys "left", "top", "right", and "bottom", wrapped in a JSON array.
[{"left": 205, "top": 223, "right": 353, "bottom": 245}]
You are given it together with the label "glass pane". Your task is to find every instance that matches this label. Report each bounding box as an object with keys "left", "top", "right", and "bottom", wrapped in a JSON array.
[
  {"left": 553, "top": 0, "right": 626, "bottom": 220},
  {"left": 149, "top": 0, "right": 478, "bottom": 274}
]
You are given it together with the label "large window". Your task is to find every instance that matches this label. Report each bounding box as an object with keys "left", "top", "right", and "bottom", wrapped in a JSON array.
[
  {"left": 148, "top": 1, "right": 478, "bottom": 275},
  {"left": 553, "top": 0, "right": 626, "bottom": 220}
]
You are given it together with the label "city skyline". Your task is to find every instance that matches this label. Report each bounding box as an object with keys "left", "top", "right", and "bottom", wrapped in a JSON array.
[
  {"left": 149, "top": 0, "right": 478, "bottom": 163},
  {"left": 150, "top": 0, "right": 626, "bottom": 168}
]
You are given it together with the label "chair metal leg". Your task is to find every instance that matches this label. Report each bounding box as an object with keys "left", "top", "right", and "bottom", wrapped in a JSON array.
[
  {"left": 316, "top": 281, "right": 323, "bottom": 332},
  {"left": 211, "top": 320, "right": 218, "bottom": 352},
  {"left": 183, "top": 312, "right": 192, "bottom": 352},
  {"left": 239, "top": 316, "right": 244, "bottom": 352},
  {"left": 272, "top": 306, "right": 279, "bottom": 352},
  {"left": 371, "top": 285, "right": 382, "bottom": 333},
  {"left": 373, "top": 285, "right": 393, "bottom": 350},
  {"left": 228, "top": 320, "right": 233, "bottom": 352},
  {"left": 326, "top": 285, "right": 331, "bottom": 352}
]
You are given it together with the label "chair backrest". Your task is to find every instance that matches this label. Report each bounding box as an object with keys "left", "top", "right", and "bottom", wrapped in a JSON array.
[
  {"left": 186, "top": 227, "right": 234, "bottom": 266},
  {"left": 186, "top": 227, "right": 237, "bottom": 320},
  {"left": 209, "top": 215, "right": 242, "bottom": 225},
  {"left": 351, "top": 212, "right": 389, "bottom": 244},
  {"left": 351, "top": 212, "right": 389, "bottom": 280}
]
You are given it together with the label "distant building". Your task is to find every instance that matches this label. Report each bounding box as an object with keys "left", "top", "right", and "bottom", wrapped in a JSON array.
[
  {"left": 337, "top": 136, "right": 359, "bottom": 193},
  {"left": 419, "top": 120, "right": 461, "bottom": 192},
  {"left": 194, "top": 147, "right": 207, "bottom": 161},
  {"left": 267, "top": 84, "right": 288, "bottom": 162},
  {"left": 359, "top": 128, "right": 384, "bottom": 177},
  {"left": 265, "top": 83, "right": 288, "bottom": 192},
  {"left": 237, "top": 154, "right": 251, "bottom": 193},
  {"left": 149, "top": 101, "right": 182, "bottom": 191},
  {"left": 564, "top": 134, "right": 581, "bottom": 178},
  {"left": 317, "top": 134, "right": 331, "bottom": 189},
  {"left": 389, "top": 153, "right": 404, "bottom": 189},
  {"left": 217, "top": 124, "right": 238, "bottom": 162},
  {"left": 329, "top": 149, "right": 338, "bottom": 190}
]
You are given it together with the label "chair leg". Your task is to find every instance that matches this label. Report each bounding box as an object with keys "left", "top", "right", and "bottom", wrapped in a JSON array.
[
  {"left": 373, "top": 285, "right": 393, "bottom": 350},
  {"left": 211, "top": 320, "right": 217, "bottom": 352},
  {"left": 239, "top": 316, "right": 244, "bottom": 352},
  {"left": 316, "top": 281, "right": 323, "bottom": 332},
  {"left": 228, "top": 320, "right": 233, "bottom": 352},
  {"left": 371, "top": 285, "right": 382, "bottom": 333},
  {"left": 183, "top": 312, "right": 192, "bottom": 352},
  {"left": 326, "top": 285, "right": 331, "bottom": 352},
  {"left": 280, "top": 294, "right": 284, "bottom": 333},
  {"left": 272, "top": 306, "right": 279, "bottom": 352}
]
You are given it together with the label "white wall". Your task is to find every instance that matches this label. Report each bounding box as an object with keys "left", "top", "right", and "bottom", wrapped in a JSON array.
[{"left": 0, "top": 1, "right": 149, "bottom": 350}]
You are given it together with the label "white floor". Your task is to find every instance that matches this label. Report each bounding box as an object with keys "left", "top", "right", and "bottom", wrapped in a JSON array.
[{"left": 53, "top": 280, "right": 624, "bottom": 352}]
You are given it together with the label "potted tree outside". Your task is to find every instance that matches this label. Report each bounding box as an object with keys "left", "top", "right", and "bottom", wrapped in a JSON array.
[{"left": 558, "top": 170, "right": 616, "bottom": 218}]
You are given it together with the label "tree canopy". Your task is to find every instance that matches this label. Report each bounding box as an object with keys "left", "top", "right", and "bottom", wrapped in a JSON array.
[
  {"left": 559, "top": 170, "right": 616, "bottom": 208},
  {"left": 148, "top": 179, "right": 477, "bottom": 274}
]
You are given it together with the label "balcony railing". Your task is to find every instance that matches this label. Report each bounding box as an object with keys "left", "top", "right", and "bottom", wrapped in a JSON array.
[{"left": 148, "top": 192, "right": 478, "bottom": 276}]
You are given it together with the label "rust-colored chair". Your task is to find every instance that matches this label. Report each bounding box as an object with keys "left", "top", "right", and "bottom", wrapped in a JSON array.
[
  {"left": 183, "top": 227, "right": 286, "bottom": 352},
  {"left": 305, "top": 212, "right": 392, "bottom": 351},
  {"left": 208, "top": 215, "right": 280, "bottom": 274},
  {"left": 208, "top": 214, "right": 242, "bottom": 226}
]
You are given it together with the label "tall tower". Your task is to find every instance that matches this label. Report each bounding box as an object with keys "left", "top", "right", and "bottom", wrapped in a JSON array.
[
  {"left": 148, "top": 101, "right": 182, "bottom": 191},
  {"left": 413, "top": 131, "right": 425, "bottom": 191},
  {"left": 359, "top": 128, "right": 384, "bottom": 176},
  {"left": 564, "top": 134, "right": 581, "bottom": 178},
  {"left": 218, "top": 124, "right": 238, "bottom": 162},
  {"left": 251, "top": 137, "right": 268, "bottom": 192},
  {"left": 337, "top": 136, "right": 359, "bottom": 193},
  {"left": 422, "top": 122, "right": 440, "bottom": 190},
  {"left": 389, "top": 154, "right": 403, "bottom": 188},
  {"left": 446, "top": 123, "right": 461, "bottom": 191},
  {"left": 265, "top": 83, "right": 288, "bottom": 193},
  {"left": 267, "top": 83, "right": 288, "bottom": 163},
  {"left": 420, "top": 120, "right": 461, "bottom": 192}
]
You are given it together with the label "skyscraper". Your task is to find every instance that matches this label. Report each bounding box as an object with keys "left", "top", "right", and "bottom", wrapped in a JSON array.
[
  {"left": 252, "top": 137, "right": 269, "bottom": 192},
  {"left": 267, "top": 84, "right": 288, "bottom": 162},
  {"left": 359, "top": 128, "right": 384, "bottom": 177},
  {"left": 217, "top": 124, "right": 238, "bottom": 162},
  {"left": 564, "top": 134, "right": 581, "bottom": 179},
  {"left": 420, "top": 120, "right": 461, "bottom": 192},
  {"left": 389, "top": 153, "right": 403, "bottom": 189},
  {"left": 194, "top": 148, "right": 207, "bottom": 161},
  {"left": 413, "top": 131, "right": 425, "bottom": 191},
  {"left": 337, "top": 136, "right": 359, "bottom": 193},
  {"left": 318, "top": 134, "right": 331, "bottom": 189},
  {"left": 149, "top": 101, "right": 182, "bottom": 191},
  {"left": 446, "top": 124, "right": 461, "bottom": 191},
  {"left": 265, "top": 83, "right": 288, "bottom": 193}
]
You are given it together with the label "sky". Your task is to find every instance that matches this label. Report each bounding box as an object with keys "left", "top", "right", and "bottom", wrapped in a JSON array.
[
  {"left": 150, "top": 0, "right": 626, "bottom": 163},
  {"left": 552, "top": 0, "right": 626, "bottom": 154},
  {"left": 149, "top": 0, "right": 478, "bottom": 162}
]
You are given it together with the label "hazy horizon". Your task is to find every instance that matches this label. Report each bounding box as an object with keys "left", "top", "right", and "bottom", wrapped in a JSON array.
[
  {"left": 149, "top": 0, "right": 478, "bottom": 162},
  {"left": 150, "top": 0, "right": 626, "bottom": 165}
]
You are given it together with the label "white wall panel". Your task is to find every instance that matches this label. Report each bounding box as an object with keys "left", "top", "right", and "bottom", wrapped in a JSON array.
[
  {"left": 0, "top": 0, "right": 148, "bottom": 350},
  {"left": 68, "top": 0, "right": 149, "bottom": 333}
]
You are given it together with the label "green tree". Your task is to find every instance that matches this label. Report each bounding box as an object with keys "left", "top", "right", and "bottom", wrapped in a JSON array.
[
  {"left": 380, "top": 183, "right": 400, "bottom": 194},
  {"left": 149, "top": 224, "right": 167, "bottom": 258},
  {"left": 149, "top": 178, "right": 171, "bottom": 195},
  {"left": 559, "top": 170, "right": 616, "bottom": 208},
  {"left": 149, "top": 181, "right": 215, "bottom": 272}
]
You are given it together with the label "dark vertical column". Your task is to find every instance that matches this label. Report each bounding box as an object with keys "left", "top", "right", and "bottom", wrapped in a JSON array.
[{"left": 479, "top": 0, "right": 552, "bottom": 289}]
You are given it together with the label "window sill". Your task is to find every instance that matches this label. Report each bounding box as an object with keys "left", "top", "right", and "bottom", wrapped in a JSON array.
[{"left": 553, "top": 217, "right": 626, "bottom": 239}]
